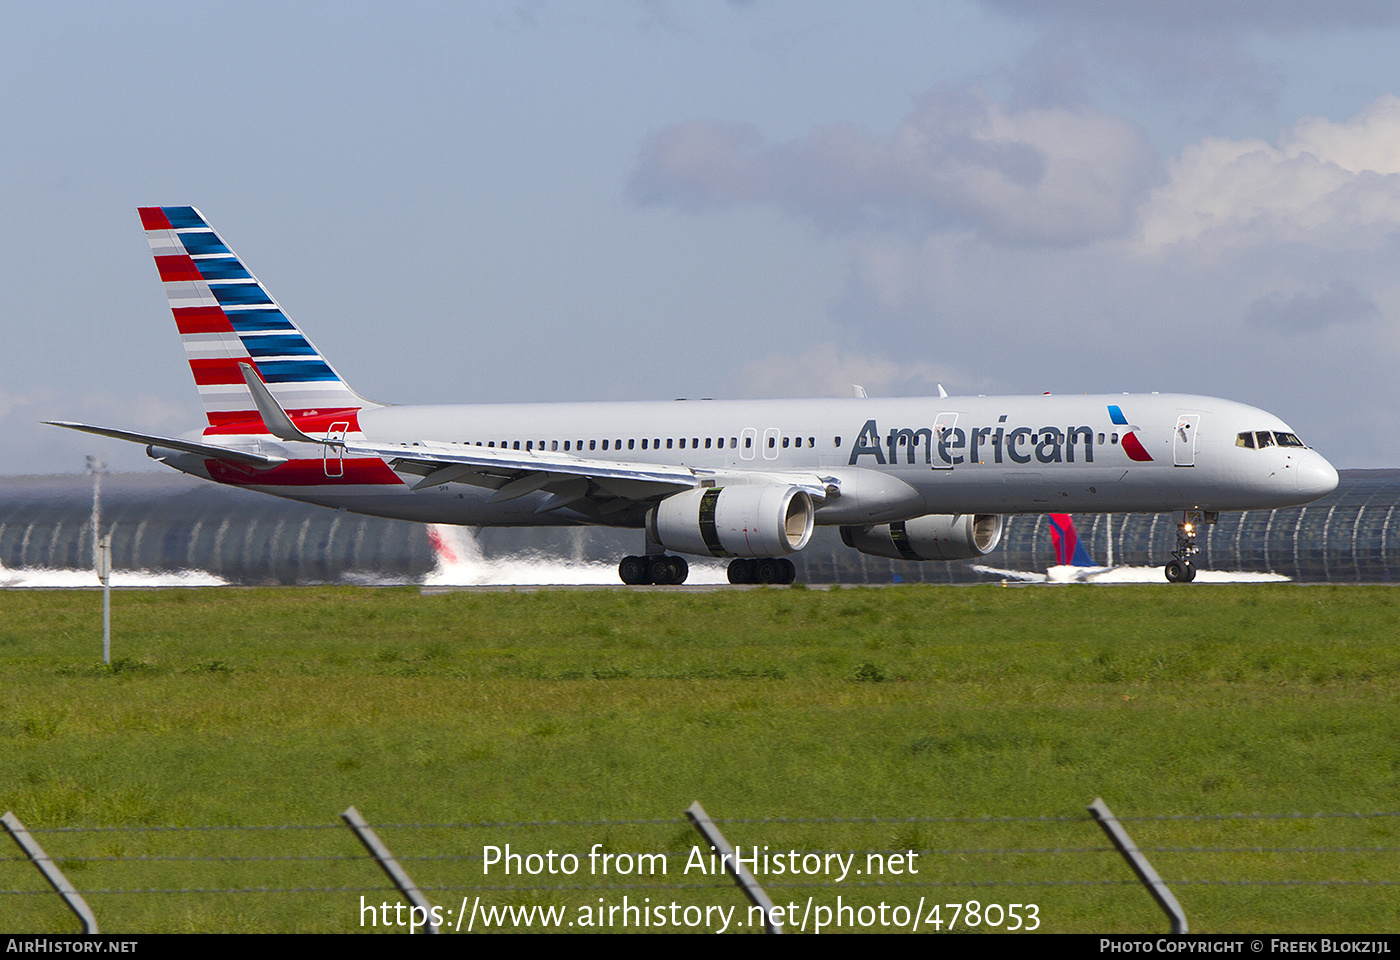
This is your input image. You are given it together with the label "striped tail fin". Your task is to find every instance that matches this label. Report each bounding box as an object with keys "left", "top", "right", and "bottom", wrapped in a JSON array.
[
  {"left": 138, "top": 206, "right": 378, "bottom": 436},
  {"left": 1049, "top": 514, "right": 1096, "bottom": 567}
]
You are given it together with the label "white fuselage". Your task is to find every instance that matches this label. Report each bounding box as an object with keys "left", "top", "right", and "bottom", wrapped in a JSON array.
[{"left": 166, "top": 392, "right": 1340, "bottom": 528}]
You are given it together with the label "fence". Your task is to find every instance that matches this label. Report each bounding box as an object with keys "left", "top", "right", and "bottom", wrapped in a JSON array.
[{"left": 4, "top": 803, "right": 1397, "bottom": 934}]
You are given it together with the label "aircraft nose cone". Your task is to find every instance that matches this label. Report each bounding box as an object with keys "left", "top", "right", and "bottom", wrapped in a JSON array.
[{"left": 1296, "top": 451, "right": 1339, "bottom": 501}]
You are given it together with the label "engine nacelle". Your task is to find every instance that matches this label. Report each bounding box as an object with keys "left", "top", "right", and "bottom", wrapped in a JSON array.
[
  {"left": 648, "top": 485, "right": 814, "bottom": 558},
  {"left": 839, "top": 514, "right": 1003, "bottom": 561}
]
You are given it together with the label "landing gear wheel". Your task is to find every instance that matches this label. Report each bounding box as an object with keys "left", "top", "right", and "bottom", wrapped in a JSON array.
[
  {"left": 647, "top": 555, "right": 677, "bottom": 585},
  {"left": 618, "top": 555, "right": 648, "bottom": 585},
  {"left": 780, "top": 558, "right": 797, "bottom": 584},
  {"left": 1164, "top": 559, "right": 1196, "bottom": 583},
  {"left": 755, "top": 558, "right": 784, "bottom": 584},
  {"left": 645, "top": 555, "right": 688, "bottom": 585},
  {"left": 727, "top": 558, "right": 755, "bottom": 584}
]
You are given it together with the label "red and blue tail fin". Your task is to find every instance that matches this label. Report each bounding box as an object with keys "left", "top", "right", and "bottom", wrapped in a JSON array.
[
  {"left": 138, "top": 206, "right": 379, "bottom": 437},
  {"left": 1049, "top": 514, "right": 1096, "bottom": 567}
]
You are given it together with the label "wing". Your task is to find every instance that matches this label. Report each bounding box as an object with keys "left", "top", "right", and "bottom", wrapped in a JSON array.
[{"left": 349, "top": 439, "right": 835, "bottom": 521}]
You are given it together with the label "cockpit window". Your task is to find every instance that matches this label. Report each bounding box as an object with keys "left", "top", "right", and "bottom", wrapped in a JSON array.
[{"left": 1240, "top": 429, "right": 1308, "bottom": 450}]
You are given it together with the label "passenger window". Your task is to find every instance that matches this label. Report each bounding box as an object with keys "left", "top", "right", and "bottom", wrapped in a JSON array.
[
  {"left": 1110, "top": 433, "right": 1118, "bottom": 444},
  {"left": 602, "top": 440, "right": 609, "bottom": 450},
  {"left": 768, "top": 437, "right": 775, "bottom": 448},
  {"left": 667, "top": 439, "right": 673, "bottom": 449},
  {"left": 564, "top": 441, "right": 570, "bottom": 451},
  {"left": 705, "top": 438, "right": 712, "bottom": 449},
  {"left": 513, "top": 441, "right": 520, "bottom": 450},
  {"left": 746, "top": 437, "right": 753, "bottom": 449},
  {"left": 641, "top": 439, "right": 648, "bottom": 450},
  {"left": 679, "top": 438, "right": 686, "bottom": 449},
  {"left": 782, "top": 437, "right": 790, "bottom": 448},
  {"left": 834, "top": 437, "right": 841, "bottom": 447},
  {"left": 628, "top": 439, "right": 635, "bottom": 450},
  {"left": 589, "top": 440, "right": 596, "bottom": 451}
]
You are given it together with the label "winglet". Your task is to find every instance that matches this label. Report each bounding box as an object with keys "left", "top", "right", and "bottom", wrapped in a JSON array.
[{"left": 238, "top": 363, "right": 328, "bottom": 445}]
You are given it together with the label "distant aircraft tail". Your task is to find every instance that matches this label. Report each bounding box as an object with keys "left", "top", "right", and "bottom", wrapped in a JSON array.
[
  {"left": 138, "top": 206, "right": 379, "bottom": 436},
  {"left": 1049, "top": 514, "right": 1096, "bottom": 567}
]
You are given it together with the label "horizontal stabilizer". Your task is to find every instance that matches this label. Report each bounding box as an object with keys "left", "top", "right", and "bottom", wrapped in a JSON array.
[
  {"left": 45, "top": 421, "right": 286, "bottom": 467},
  {"left": 238, "top": 362, "right": 327, "bottom": 445}
]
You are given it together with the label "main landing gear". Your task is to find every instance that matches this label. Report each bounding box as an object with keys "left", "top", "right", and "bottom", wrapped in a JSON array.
[
  {"left": 726, "top": 557, "right": 797, "bottom": 585},
  {"left": 618, "top": 554, "right": 689, "bottom": 585}
]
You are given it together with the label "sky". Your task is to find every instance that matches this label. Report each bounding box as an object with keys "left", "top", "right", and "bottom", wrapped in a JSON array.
[{"left": 5, "top": 0, "right": 1400, "bottom": 473}]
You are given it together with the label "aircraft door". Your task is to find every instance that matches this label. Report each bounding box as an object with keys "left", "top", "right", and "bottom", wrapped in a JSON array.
[
  {"left": 324, "top": 422, "right": 349, "bottom": 478},
  {"left": 762, "top": 427, "right": 780, "bottom": 460},
  {"left": 932, "top": 413, "right": 958, "bottom": 470},
  {"left": 1174, "top": 415, "right": 1199, "bottom": 467},
  {"left": 740, "top": 427, "right": 757, "bottom": 461}
]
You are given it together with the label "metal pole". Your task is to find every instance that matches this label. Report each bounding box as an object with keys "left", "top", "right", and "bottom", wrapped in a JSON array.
[
  {"left": 98, "top": 535, "right": 111, "bottom": 665},
  {"left": 341, "top": 805, "right": 439, "bottom": 933},
  {"left": 1088, "top": 797, "right": 1188, "bottom": 934},
  {"left": 2, "top": 811, "right": 99, "bottom": 934},
  {"left": 685, "top": 801, "right": 783, "bottom": 934}
]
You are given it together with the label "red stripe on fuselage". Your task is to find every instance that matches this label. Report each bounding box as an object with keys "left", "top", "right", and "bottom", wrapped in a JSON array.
[
  {"left": 203, "top": 408, "right": 362, "bottom": 434},
  {"left": 138, "top": 207, "right": 172, "bottom": 230},
  {"left": 156, "top": 254, "right": 203, "bottom": 282},
  {"left": 174, "top": 306, "right": 235, "bottom": 334},
  {"left": 206, "top": 457, "right": 403, "bottom": 487}
]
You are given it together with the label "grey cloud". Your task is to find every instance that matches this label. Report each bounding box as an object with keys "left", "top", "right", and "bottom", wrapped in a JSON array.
[
  {"left": 1246, "top": 280, "right": 1381, "bottom": 332},
  {"left": 630, "top": 89, "right": 1158, "bottom": 246}
]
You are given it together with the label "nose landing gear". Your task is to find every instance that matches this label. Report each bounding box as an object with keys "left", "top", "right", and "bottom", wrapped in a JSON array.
[{"left": 1164, "top": 510, "right": 1215, "bottom": 583}]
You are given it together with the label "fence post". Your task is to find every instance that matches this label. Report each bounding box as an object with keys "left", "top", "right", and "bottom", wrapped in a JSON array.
[
  {"left": 341, "top": 805, "right": 439, "bottom": 934},
  {"left": 1088, "top": 797, "right": 1188, "bottom": 934},
  {"left": 684, "top": 801, "right": 783, "bottom": 934},
  {"left": 1, "top": 811, "right": 99, "bottom": 934}
]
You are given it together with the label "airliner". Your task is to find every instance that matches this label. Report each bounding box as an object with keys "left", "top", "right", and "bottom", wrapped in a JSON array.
[{"left": 49, "top": 207, "right": 1340, "bottom": 585}]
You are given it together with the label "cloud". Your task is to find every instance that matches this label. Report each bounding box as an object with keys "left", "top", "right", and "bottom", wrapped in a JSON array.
[
  {"left": 726, "top": 343, "right": 964, "bottom": 400},
  {"left": 1138, "top": 95, "right": 1400, "bottom": 250},
  {"left": 1246, "top": 280, "right": 1381, "bottom": 332},
  {"left": 630, "top": 89, "right": 1158, "bottom": 245}
]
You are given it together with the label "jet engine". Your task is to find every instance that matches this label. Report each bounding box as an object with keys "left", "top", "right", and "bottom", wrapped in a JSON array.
[
  {"left": 840, "top": 513, "right": 1003, "bottom": 561},
  {"left": 647, "top": 485, "right": 814, "bottom": 558}
]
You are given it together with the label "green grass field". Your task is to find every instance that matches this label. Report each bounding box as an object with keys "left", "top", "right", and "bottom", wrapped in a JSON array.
[{"left": 1, "top": 584, "right": 1397, "bottom": 933}]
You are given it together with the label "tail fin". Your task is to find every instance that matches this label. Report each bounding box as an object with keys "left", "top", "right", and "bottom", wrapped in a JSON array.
[
  {"left": 138, "top": 206, "right": 378, "bottom": 436},
  {"left": 1049, "top": 514, "right": 1096, "bottom": 567}
]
